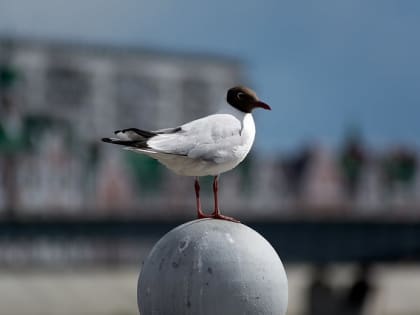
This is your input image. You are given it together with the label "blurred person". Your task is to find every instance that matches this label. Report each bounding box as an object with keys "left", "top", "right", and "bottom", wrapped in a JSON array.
[
  {"left": 301, "top": 144, "right": 345, "bottom": 211},
  {"left": 340, "top": 130, "right": 366, "bottom": 199},
  {"left": 306, "top": 265, "right": 339, "bottom": 315},
  {"left": 0, "top": 62, "right": 23, "bottom": 216},
  {"left": 382, "top": 147, "right": 417, "bottom": 207},
  {"left": 353, "top": 159, "right": 384, "bottom": 214},
  {"left": 340, "top": 264, "right": 374, "bottom": 315},
  {"left": 384, "top": 148, "right": 417, "bottom": 186},
  {"left": 282, "top": 144, "right": 314, "bottom": 199}
]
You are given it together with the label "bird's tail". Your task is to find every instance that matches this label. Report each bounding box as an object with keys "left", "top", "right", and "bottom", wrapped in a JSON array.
[{"left": 102, "top": 128, "right": 156, "bottom": 149}]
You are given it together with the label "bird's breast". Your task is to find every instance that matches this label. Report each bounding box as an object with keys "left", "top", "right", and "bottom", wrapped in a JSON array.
[{"left": 239, "top": 114, "right": 256, "bottom": 151}]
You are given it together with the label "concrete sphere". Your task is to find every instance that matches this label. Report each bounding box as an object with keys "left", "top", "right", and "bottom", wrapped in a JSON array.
[{"left": 138, "top": 219, "right": 288, "bottom": 315}]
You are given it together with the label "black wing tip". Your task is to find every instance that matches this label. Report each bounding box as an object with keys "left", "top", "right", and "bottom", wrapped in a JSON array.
[
  {"left": 101, "top": 137, "right": 150, "bottom": 149},
  {"left": 115, "top": 128, "right": 157, "bottom": 138},
  {"left": 102, "top": 137, "right": 113, "bottom": 143}
]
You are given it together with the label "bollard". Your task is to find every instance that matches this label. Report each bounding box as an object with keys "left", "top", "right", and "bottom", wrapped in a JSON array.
[{"left": 138, "top": 219, "right": 288, "bottom": 315}]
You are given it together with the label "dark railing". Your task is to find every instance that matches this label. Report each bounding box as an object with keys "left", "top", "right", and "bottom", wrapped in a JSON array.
[{"left": 1, "top": 217, "right": 420, "bottom": 263}]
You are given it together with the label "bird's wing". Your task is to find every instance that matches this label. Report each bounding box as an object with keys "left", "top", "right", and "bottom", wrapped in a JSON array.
[{"left": 147, "top": 114, "right": 243, "bottom": 163}]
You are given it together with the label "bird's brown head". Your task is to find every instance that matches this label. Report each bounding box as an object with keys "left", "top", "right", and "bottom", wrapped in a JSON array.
[{"left": 226, "top": 86, "right": 271, "bottom": 113}]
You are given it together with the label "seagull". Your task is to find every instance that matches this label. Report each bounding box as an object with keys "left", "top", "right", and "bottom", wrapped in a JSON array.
[{"left": 102, "top": 86, "right": 271, "bottom": 222}]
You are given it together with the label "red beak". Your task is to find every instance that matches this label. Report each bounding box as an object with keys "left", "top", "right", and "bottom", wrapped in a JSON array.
[{"left": 253, "top": 101, "right": 271, "bottom": 110}]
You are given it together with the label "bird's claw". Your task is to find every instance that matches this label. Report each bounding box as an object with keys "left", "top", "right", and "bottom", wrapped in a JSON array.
[
  {"left": 197, "top": 212, "right": 240, "bottom": 223},
  {"left": 197, "top": 212, "right": 212, "bottom": 219},
  {"left": 211, "top": 213, "right": 240, "bottom": 223}
]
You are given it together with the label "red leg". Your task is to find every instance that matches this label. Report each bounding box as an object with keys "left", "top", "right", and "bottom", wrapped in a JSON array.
[
  {"left": 212, "top": 175, "right": 220, "bottom": 216},
  {"left": 195, "top": 177, "right": 210, "bottom": 219},
  {"left": 211, "top": 175, "right": 240, "bottom": 223}
]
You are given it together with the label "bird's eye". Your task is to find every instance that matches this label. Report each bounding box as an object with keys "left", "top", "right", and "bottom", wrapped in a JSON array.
[{"left": 237, "top": 92, "right": 245, "bottom": 100}]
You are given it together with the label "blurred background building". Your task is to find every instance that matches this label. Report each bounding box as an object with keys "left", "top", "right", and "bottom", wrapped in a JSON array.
[
  {"left": 1, "top": 37, "right": 419, "bottom": 219},
  {"left": 0, "top": 37, "right": 244, "bottom": 218},
  {"left": 1, "top": 1, "right": 420, "bottom": 315}
]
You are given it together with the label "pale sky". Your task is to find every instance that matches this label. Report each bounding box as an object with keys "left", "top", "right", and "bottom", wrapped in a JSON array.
[{"left": 1, "top": 0, "right": 420, "bottom": 153}]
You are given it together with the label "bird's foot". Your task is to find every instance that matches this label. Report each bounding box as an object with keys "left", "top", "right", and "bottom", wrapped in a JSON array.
[
  {"left": 197, "top": 212, "right": 213, "bottom": 219},
  {"left": 210, "top": 212, "right": 240, "bottom": 223},
  {"left": 197, "top": 210, "right": 240, "bottom": 223}
]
